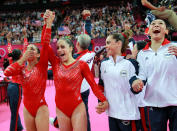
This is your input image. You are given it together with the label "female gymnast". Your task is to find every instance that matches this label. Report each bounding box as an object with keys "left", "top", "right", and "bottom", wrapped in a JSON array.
[{"left": 4, "top": 10, "right": 55, "bottom": 131}]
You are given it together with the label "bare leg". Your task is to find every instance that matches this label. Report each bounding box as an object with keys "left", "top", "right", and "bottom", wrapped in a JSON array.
[
  {"left": 71, "top": 102, "right": 87, "bottom": 131},
  {"left": 35, "top": 105, "right": 49, "bottom": 131},
  {"left": 23, "top": 106, "right": 37, "bottom": 131},
  {"left": 56, "top": 107, "right": 72, "bottom": 131}
]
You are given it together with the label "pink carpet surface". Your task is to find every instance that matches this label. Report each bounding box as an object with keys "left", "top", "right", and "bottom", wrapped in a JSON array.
[
  {"left": 0, "top": 80, "right": 170, "bottom": 131},
  {"left": 0, "top": 80, "right": 108, "bottom": 131}
]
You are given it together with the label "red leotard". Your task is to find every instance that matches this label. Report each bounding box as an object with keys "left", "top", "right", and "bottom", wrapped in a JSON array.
[
  {"left": 4, "top": 27, "right": 51, "bottom": 117},
  {"left": 48, "top": 46, "right": 106, "bottom": 117},
  {"left": 6, "top": 54, "right": 22, "bottom": 84}
]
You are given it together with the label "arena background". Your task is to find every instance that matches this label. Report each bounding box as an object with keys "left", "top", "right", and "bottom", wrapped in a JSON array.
[{"left": 0, "top": 0, "right": 177, "bottom": 67}]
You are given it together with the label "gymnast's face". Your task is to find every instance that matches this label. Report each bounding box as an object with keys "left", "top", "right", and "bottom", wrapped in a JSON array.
[
  {"left": 26, "top": 44, "right": 40, "bottom": 61},
  {"left": 57, "top": 39, "right": 73, "bottom": 62},
  {"left": 148, "top": 19, "right": 168, "bottom": 41},
  {"left": 105, "top": 35, "right": 121, "bottom": 56}
]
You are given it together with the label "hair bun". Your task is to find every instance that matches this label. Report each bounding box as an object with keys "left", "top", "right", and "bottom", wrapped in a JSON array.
[
  {"left": 8, "top": 49, "right": 22, "bottom": 61},
  {"left": 8, "top": 53, "right": 13, "bottom": 57}
]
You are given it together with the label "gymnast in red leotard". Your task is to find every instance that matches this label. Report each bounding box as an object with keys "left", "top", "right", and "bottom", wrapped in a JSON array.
[
  {"left": 4, "top": 10, "right": 55, "bottom": 131},
  {"left": 44, "top": 18, "right": 109, "bottom": 130}
]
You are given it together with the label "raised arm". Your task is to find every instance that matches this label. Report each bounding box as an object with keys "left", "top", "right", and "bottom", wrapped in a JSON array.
[
  {"left": 40, "top": 10, "right": 58, "bottom": 67},
  {"left": 38, "top": 11, "right": 55, "bottom": 66},
  {"left": 41, "top": 9, "right": 54, "bottom": 44},
  {"left": 141, "top": 0, "right": 157, "bottom": 10},
  {"left": 7, "top": 32, "right": 12, "bottom": 53},
  {"left": 22, "top": 27, "right": 29, "bottom": 53},
  {"left": 82, "top": 10, "right": 94, "bottom": 51},
  {"left": 141, "top": 0, "right": 165, "bottom": 11},
  {"left": 41, "top": 24, "right": 46, "bottom": 44},
  {"left": 41, "top": 10, "right": 50, "bottom": 44},
  {"left": 6, "top": 32, "right": 13, "bottom": 64},
  {"left": 84, "top": 15, "right": 91, "bottom": 36},
  {"left": 23, "top": 38, "right": 29, "bottom": 53}
]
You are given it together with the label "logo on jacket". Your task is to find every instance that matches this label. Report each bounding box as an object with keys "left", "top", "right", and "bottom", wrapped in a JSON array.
[
  {"left": 145, "top": 57, "right": 149, "bottom": 61},
  {"left": 120, "top": 70, "right": 127, "bottom": 77},
  {"left": 121, "top": 120, "right": 130, "bottom": 125},
  {"left": 164, "top": 52, "right": 173, "bottom": 58},
  {"left": 86, "top": 57, "right": 94, "bottom": 64}
]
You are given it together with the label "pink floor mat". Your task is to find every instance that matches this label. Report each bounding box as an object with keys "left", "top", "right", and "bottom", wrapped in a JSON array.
[
  {"left": 0, "top": 80, "right": 108, "bottom": 131},
  {"left": 0, "top": 80, "right": 170, "bottom": 131}
]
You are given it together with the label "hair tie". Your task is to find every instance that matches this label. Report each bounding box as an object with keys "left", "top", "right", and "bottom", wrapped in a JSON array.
[{"left": 122, "top": 33, "right": 127, "bottom": 39}]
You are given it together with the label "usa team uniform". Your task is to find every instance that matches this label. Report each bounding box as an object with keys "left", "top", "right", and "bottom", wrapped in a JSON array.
[
  {"left": 130, "top": 39, "right": 177, "bottom": 130},
  {"left": 99, "top": 56, "right": 141, "bottom": 131}
]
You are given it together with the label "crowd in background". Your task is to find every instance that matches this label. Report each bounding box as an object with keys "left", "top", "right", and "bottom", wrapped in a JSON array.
[
  {"left": 0, "top": 1, "right": 148, "bottom": 45},
  {"left": 0, "top": 10, "right": 43, "bottom": 45}
]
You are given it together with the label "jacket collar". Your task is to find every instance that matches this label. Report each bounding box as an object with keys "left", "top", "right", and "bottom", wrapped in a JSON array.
[
  {"left": 143, "top": 38, "right": 170, "bottom": 51},
  {"left": 109, "top": 55, "right": 124, "bottom": 64},
  {"left": 75, "top": 49, "right": 89, "bottom": 60}
]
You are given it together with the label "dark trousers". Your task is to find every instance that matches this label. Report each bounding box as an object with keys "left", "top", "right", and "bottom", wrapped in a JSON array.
[
  {"left": 142, "top": 106, "right": 177, "bottom": 131},
  {"left": 108, "top": 117, "right": 142, "bottom": 131},
  {"left": 81, "top": 89, "right": 91, "bottom": 131},
  {"left": 7, "top": 83, "right": 23, "bottom": 131},
  {"left": 53, "top": 89, "right": 91, "bottom": 131},
  {"left": 47, "top": 70, "right": 53, "bottom": 80}
]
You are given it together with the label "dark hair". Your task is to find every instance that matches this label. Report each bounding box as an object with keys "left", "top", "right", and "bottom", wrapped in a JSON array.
[
  {"left": 8, "top": 49, "right": 22, "bottom": 62},
  {"left": 136, "top": 41, "right": 147, "bottom": 51},
  {"left": 110, "top": 29, "right": 133, "bottom": 54},
  {"left": 3, "top": 58, "right": 9, "bottom": 70},
  {"left": 59, "top": 37, "right": 75, "bottom": 55}
]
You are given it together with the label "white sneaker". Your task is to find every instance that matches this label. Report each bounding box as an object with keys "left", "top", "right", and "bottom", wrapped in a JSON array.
[{"left": 49, "top": 117, "right": 55, "bottom": 126}]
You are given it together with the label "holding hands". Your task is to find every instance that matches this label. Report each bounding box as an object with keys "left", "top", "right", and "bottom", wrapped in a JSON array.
[
  {"left": 96, "top": 100, "right": 109, "bottom": 114},
  {"left": 43, "top": 9, "right": 55, "bottom": 28},
  {"left": 132, "top": 79, "right": 144, "bottom": 92}
]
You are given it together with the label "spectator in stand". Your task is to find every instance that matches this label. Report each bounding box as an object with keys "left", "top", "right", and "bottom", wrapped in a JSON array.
[{"left": 0, "top": 2, "right": 156, "bottom": 45}]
